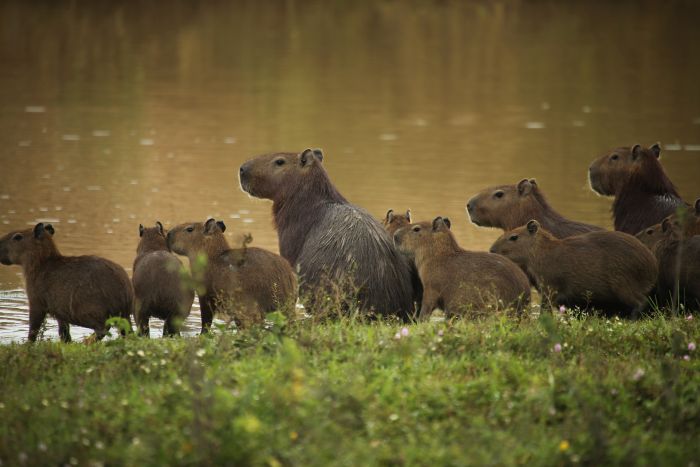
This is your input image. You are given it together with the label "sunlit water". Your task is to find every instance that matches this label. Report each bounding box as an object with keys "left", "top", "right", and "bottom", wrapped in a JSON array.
[{"left": 1, "top": 1, "right": 699, "bottom": 342}]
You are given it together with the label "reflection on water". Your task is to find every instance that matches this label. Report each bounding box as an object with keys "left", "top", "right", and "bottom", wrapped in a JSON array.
[{"left": 1, "top": 1, "right": 699, "bottom": 340}]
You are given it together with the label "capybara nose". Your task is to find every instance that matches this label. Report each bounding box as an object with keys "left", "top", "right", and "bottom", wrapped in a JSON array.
[
  {"left": 239, "top": 163, "right": 250, "bottom": 179},
  {"left": 466, "top": 203, "right": 473, "bottom": 213}
]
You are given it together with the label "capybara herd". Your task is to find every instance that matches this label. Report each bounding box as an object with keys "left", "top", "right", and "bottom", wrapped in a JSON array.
[{"left": 1, "top": 142, "right": 698, "bottom": 342}]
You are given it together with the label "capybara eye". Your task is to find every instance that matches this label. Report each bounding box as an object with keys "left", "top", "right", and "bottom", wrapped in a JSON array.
[
  {"left": 186, "top": 227, "right": 194, "bottom": 233},
  {"left": 646, "top": 229, "right": 654, "bottom": 235},
  {"left": 275, "top": 159, "right": 286, "bottom": 166},
  {"left": 12, "top": 233, "right": 23, "bottom": 241},
  {"left": 610, "top": 154, "right": 619, "bottom": 161},
  {"left": 494, "top": 191, "right": 504, "bottom": 199},
  {"left": 412, "top": 226, "right": 421, "bottom": 232},
  {"left": 509, "top": 234, "right": 519, "bottom": 241}
]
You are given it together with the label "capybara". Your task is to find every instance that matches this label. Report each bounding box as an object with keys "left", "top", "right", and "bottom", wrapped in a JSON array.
[
  {"left": 651, "top": 217, "right": 700, "bottom": 311},
  {"left": 467, "top": 178, "right": 602, "bottom": 237},
  {"left": 588, "top": 143, "right": 685, "bottom": 234},
  {"left": 133, "top": 222, "right": 195, "bottom": 337},
  {"left": 383, "top": 209, "right": 412, "bottom": 236},
  {"left": 490, "top": 220, "right": 657, "bottom": 316},
  {"left": 394, "top": 217, "right": 530, "bottom": 319},
  {"left": 635, "top": 200, "right": 700, "bottom": 251},
  {"left": 0, "top": 223, "right": 134, "bottom": 342},
  {"left": 239, "top": 148, "right": 415, "bottom": 319},
  {"left": 167, "top": 218, "right": 297, "bottom": 330}
]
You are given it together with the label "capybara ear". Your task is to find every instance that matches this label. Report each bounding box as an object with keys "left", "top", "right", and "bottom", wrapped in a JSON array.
[
  {"left": 312, "top": 148, "right": 324, "bottom": 162},
  {"left": 694, "top": 198, "right": 700, "bottom": 215},
  {"left": 216, "top": 220, "right": 226, "bottom": 233},
  {"left": 406, "top": 209, "right": 411, "bottom": 223},
  {"left": 432, "top": 217, "right": 450, "bottom": 232},
  {"left": 526, "top": 220, "right": 540, "bottom": 235},
  {"left": 650, "top": 143, "right": 661, "bottom": 159},
  {"left": 33, "top": 223, "right": 46, "bottom": 239},
  {"left": 517, "top": 178, "right": 534, "bottom": 196},
  {"left": 139, "top": 224, "right": 145, "bottom": 237},
  {"left": 385, "top": 209, "right": 394, "bottom": 222},
  {"left": 443, "top": 217, "right": 451, "bottom": 230},
  {"left": 661, "top": 217, "right": 673, "bottom": 233},
  {"left": 631, "top": 144, "right": 643, "bottom": 160},
  {"left": 44, "top": 224, "right": 55, "bottom": 236},
  {"left": 528, "top": 178, "right": 538, "bottom": 187},
  {"left": 300, "top": 148, "right": 323, "bottom": 167},
  {"left": 155, "top": 221, "right": 164, "bottom": 235},
  {"left": 204, "top": 218, "right": 219, "bottom": 234}
]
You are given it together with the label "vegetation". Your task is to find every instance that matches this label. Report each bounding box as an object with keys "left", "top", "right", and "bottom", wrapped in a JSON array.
[{"left": 0, "top": 309, "right": 698, "bottom": 466}]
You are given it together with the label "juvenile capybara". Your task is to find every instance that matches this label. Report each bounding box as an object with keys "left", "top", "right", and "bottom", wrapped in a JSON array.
[
  {"left": 0, "top": 223, "right": 134, "bottom": 342},
  {"left": 467, "top": 178, "right": 602, "bottom": 237},
  {"left": 490, "top": 220, "right": 657, "bottom": 316},
  {"left": 635, "top": 200, "right": 700, "bottom": 251},
  {"left": 383, "top": 209, "right": 412, "bottom": 236},
  {"left": 133, "top": 222, "right": 194, "bottom": 337},
  {"left": 394, "top": 217, "right": 530, "bottom": 319},
  {"left": 167, "top": 219, "right": 297, "bottom": 330},
  {"left": 239, "top": 148, "right": 415, "bottom": 319},
  {"left": 651, "top": 217, "right": 700, "bottom": 311},
  {"left": 588, "top": 143, "right": 685, "bottom": 234}
]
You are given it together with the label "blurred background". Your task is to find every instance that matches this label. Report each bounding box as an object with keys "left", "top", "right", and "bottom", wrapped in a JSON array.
[{"left": 1, "top": 0, "right": 699, "bottom": 338}]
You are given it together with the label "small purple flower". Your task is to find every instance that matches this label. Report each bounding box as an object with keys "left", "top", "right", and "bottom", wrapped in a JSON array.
[
  {"left": 558, "top": 305, "right": 566, "bottom": 314},
  {"left": 401, "top": 327, "right": 409, "bottom": 337},
  {"left": 683, "top": 355, "right": 690, "bottom": 361},
  {"left": 438, "top": 329, "right": 444, "bottom": 337},
  {"left": 689, "top": 342, "right": 696, "bottom": 352},
  {"left": 553, "top": 343, "right": 562, "bottom": 353},
  {"left": 687, "top": 315, "right": 694, "bottom": 321}
]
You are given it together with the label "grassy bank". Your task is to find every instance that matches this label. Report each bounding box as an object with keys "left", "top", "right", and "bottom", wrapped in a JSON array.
[{"left": 0, "top": 311, "right": 698, "bottom": 466}]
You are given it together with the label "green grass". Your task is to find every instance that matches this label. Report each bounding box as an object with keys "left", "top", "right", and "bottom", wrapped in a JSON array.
[{"left": 0, "top": 311, "right": 699, "bottom": 466}]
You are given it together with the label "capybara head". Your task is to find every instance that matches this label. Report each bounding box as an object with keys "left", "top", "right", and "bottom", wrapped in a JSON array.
[
  {"left": 588, "top": 143, "right": 661, "bottom": 196},
  {"left": 383, "top": 209, "right": 412, "bottom": 235},
  {"left": 0, "top": 223, "right": 56, "bottom": 266},
  {"left": 635, "top": 223, "right": 665, "bottom": 250},
  {"left": 239, "top": 148, "right": 326, "bottom": 201},
  {"left": 489, "top": 220, "right": 544, "bottom": 266},
  {"left": 167, "top": 219, "right": 228, "bottom": 257},
  {"left": 137, "top": 221, "right": 168, "bottom": 255},
  {"left": 394, "top": 217, "right": 452, "bottom": 256},
  {"left": 467, "top": 178, "right": 539, "bottom": 228}
]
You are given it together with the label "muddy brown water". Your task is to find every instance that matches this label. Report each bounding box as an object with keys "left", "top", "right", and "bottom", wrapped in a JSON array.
[{"left": 1, "top": 1, "right": 699, "bottom": 342}]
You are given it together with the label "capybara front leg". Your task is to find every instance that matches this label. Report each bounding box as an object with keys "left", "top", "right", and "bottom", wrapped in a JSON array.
[
  {"left": 418, "top": 289, "right": 439, "bottom": 321},
  {"left": 57, "top": 320, "right": 72, "bottom": 343}
]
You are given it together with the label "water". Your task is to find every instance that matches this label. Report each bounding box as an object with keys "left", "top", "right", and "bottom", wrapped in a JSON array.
[{"left": 1, "top": 1, "right": 699, "bottom": 342}]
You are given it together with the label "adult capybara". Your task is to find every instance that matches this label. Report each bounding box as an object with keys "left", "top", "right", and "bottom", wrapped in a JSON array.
[
  {"left": 0, "top": 223, "right": 134, "bottom": 342},
  {"left": 490, "top": 220, "right": 657, "bottom": 316},
  {"left": 133, "top": 222, "right": 194, "bottom": 337},
  {"left": 467, "top": 178, "right": 602, "bottom": 237},
  {"left": 167, "top": 219, "right": 297, "bottom": 330},
  {"left": 651, "top": 217, "right": 700, "bottom": 311},
  {"left": 588, "top": 143, "right": 685, "bottom": 234},
  {"left": 635, "top": 200, "right": 700, "bottom": 251},
  {"left": 383, "top": 209, "right": 412, "bottom": 236},
  {"left": 394, "top": 217, "right": 530, "bottom": 319},
  {"left": 239, "top": 148, "right": 415, "bottom": 319}
]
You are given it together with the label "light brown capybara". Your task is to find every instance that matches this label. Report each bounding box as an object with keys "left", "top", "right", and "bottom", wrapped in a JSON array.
[
  {"left": 651, "top": 217, "right": 700, "bottom": 311},
  {"left": 394, "top": 217, "right": 530, "bottom": 319},
  {"left": 467, "top": 178, "right": 602, "bottom": 237},
  {"left": 167, "top": 218, "right": 297, "bottom": 331},
  {"left": 133, "top": 222, "right": 194, "bottom": 337},
  {"left": 635, "top": 199, "right": 700, "bottom": 251},
  {"left": 239, "top": 148, "right": 415, "bottom": 320},
  {"left": 490, "top": 220, "right": 657, "bottom": 316},
  {"left": 588, "top": 143, "right": 685, "bottom": 234},
  {"left": 0, "top": 223, "right": 134, "bottom": 342},
  {"left": 383, "top": 209, "right": 412, "bottom": 236}
]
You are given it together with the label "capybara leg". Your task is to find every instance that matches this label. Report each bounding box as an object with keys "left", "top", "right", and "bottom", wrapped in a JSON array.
[
  {"left": 135, "top": 311, "right": 150, "bottom": 338},
  {"left": 418, "top": 289, "right": 439, "bottom": 321},
  {"left": 57, "top": 320, "right": 72, "bottom": 343},
  {"left": 199, "top": 297, "right": 214, "bottom": 334},
  {"left": 163, "top": 318, "right": 180, "bottom": 337},
  {"left": 27, "top": 307, "right": 47, "bottom": 343}
]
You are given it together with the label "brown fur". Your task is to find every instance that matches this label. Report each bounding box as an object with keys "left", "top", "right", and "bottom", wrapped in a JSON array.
[
  {"left": 0, "top": 223, "right": 134, "bottom": 342},
  {"left": 588, "top": 143, "right": 685, "bottom": 234},
  {"left": 394, "top": 217, "right": 530, "bottom": 319},
  {"left": 467, "top": 178, "right": 602, "bottom": 237},
  {"left": 167, "top": 219, "right": 297, "bottom": 330},
  {"left": 490, "top": 220, "right": 657, "bottom": 316},
  {"left": 239, "top": 149, "right": 415, "bottom": 319},
  {"left": 635, "top": 200, "right": 700, "bottom": 251},
  {"left": 383, "top": 209, "right": 412, "bottom": 236},
  {"left": 133, "top": 222, "right": 194, "bottom": 337}
]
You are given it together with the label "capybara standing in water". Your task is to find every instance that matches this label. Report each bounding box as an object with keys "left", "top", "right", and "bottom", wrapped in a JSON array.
[
  {"left": 490, "top": 220, "right": 657, "bottom": 316},
  {"left": 239, "top": 148, "right": 415, "bottom": 319},
  {"left": 0, "top": 223, "right": 134, "bottom": 342},
  {"left": 167, "top": 219, "right": 297, "bottom": 330},
  {"left": 394, "top": 217, "right": 530, "bottom": 319},
  {"left": 467, "top": 178, "right": 602, "bottom": 237},
  {"left": 133, "top": 222, "right": 194, "bottom": 337},
  {"left": 383, "top": 209, "right": 412, "bottom": 236},
  {"left": 588, "top": 143, "right": 685, "bottom": 234}
]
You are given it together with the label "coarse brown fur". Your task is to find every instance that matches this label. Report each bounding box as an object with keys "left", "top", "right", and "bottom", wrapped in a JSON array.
[
  {"left": 467, "top": 178, "right": 602, "bottom": 237},
  {"left": 167, "top": 219, "right": 297, "bottom": 330},
  {"left": 635, "top": 200, "right": 700, "bottom": 251},
  {"left": 383, "top": 209, "right": 412, "bottom": 236},
  {"left": 239, "top": 149, "right": 415, "bottom": 319},
  {"left": 490, "top": 220, "right": 657, "bottom": 316},
  {"left": 133, "top": 222, "right": 194, "bottom": 337},
  {"left": 394, "top": 217, "right": 530, "bottom": 319},
  {"left": 588, "top": 143, "right": 685, "bottom": 234},
  {"left": 0, "top": 223, "right": 134, "bottom": 342}
]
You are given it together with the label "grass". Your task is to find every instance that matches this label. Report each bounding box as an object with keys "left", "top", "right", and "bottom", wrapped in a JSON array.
[{"left": 0, "top": 310, "right": 699, "bottom": 466}]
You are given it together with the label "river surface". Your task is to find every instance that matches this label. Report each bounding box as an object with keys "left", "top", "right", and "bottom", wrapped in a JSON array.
[{"left": 1, "top": 1, "right": 699, "bottom": 342}]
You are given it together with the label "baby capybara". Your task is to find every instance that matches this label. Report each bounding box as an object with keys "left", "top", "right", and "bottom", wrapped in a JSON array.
[
  {"left": 490, "top": 220, "right": 657, "bottom": 316},
  {"left": 394, "top": 217, "right": 530, "bottom": 319},
  {"left": 239, "top": 148, "right": 415, "bottom": 319},
  {"left": 635, "top": 200, "right": 700, "bottom": 251},
  {"left": 167, "top": 219, "right": 297, "bottom": 330},
  {"left": 383, "top": 209, "right": 412, "bottom": 236},
  {"left": 588, "top": 143, "right": 685, "bottom": 234},
  {"left": 467, "top": 178, "right": 602, "bottom": 237},
  {"left": 0, "top": 223, "right": 134, "bottom": 342},
  {"left": 133, "top": 222, "right": 194, "bottom": 337}
]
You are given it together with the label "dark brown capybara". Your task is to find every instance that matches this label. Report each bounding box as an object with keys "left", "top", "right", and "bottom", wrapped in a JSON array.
[
  {"left": 490, "top": 220, "right": 657, "bottom": 316},
  {"left": 394, "top": 217, "right": 530, "bottom": 319},
  {"left": 133, "top": 222, "right": 195, "bottom": 337},
  {"left": 588, "top": 143, "right": 685, "bottom": 234},
  {"left": 651, "top": 217, "right": 700, "bottom": 311},
  {"left": 467, "top": 178, "right": 602, "bottom": 237},
  {"left": 383, "top": 209, "right": 412, "bottom": 236},
  {"left": 635, "top": 199, "right": 700, "bottom": 251},
  {"left": 167, "top": 219, "right": 297, "bottom": 331},
  {"left": 239, "top": 148, "right": 415, "bottom": 320},
  {"left": 0, "top": 223, "right": 134, "bottom": 342}
]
